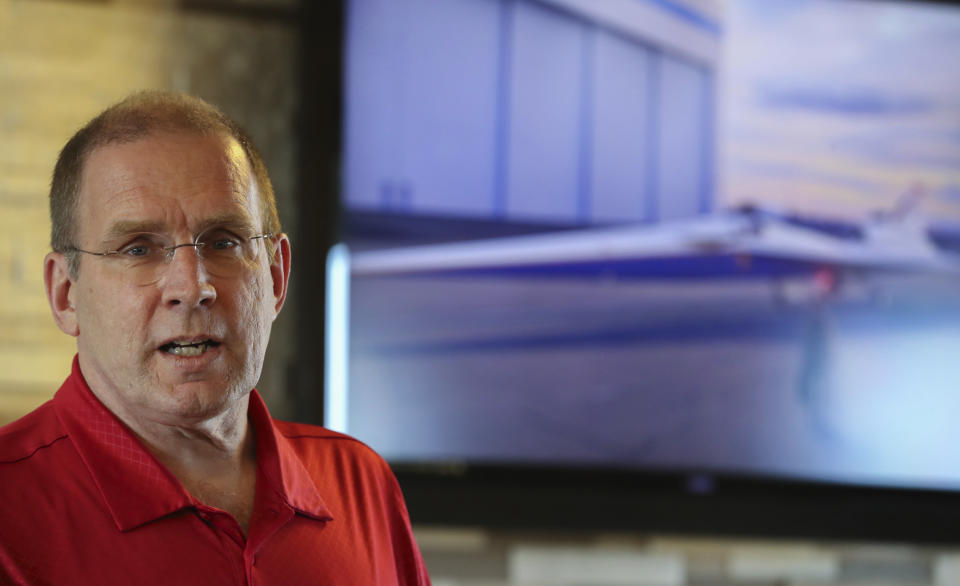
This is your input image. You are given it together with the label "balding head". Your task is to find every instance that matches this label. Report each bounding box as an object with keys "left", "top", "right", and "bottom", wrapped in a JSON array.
[{"left": 50, "top": 91, "right": 281, "bottom": 276}]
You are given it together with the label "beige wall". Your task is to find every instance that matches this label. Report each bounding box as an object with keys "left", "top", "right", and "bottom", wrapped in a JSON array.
[{"left": 0, "top": 0, "right": 298, "bottom": 424}]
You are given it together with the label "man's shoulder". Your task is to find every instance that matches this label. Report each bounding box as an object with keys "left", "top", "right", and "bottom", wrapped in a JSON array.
[
  {"left": 0, "top": 400, "right": 67, "bottom": 465},
  {"left": 273, "top": 419, "right": 355, "bottom": 440},
  {"left": 272, "top": 420, "right": 390, "bottom": 470},
  {"left": 273, "top": 419, "right": 378, "bottom": 452}
]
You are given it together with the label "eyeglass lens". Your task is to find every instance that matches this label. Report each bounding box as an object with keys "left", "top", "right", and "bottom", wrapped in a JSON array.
[{"left": 111, "top": 229, "right": 265, "bottom": 285}]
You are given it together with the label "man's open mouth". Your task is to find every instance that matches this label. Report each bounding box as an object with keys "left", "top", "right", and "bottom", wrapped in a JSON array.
[{"left": 159, "top": 340, "right": 221, "bottom": 357}]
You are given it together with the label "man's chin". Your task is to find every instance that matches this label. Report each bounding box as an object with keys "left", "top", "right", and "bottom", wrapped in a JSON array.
[{"left": 149, "top": 381, "right": 245, "bottom": 422}]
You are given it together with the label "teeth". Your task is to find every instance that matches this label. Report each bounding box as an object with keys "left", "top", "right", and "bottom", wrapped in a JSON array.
[
  {"left": 163, "top": 340, "right": 215, "bottom": 357},
  {"left": 169, "top": 344, "right": 205, "bottom": 357}
]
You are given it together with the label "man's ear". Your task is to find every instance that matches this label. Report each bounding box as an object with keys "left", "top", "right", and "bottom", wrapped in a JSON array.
[
  {"left": 269, "top": 234, "right": 292, "bottom": 316},
  {"left": 44, "top": 252, "right": 79, "bottom": 337}
]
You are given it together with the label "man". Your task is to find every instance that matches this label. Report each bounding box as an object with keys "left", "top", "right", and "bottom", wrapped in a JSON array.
[{"left": 0, "top": 91, "right": 431, "bottom": 585}]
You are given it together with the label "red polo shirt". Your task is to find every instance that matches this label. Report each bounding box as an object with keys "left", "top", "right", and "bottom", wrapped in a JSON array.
[{"left": 0, "top": 357, "right": 430, "bottom": 585}]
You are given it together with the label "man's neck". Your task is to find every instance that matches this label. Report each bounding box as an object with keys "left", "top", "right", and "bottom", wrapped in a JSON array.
[
  {"left": 131, "top": 396, "right": 253, "bottom": 463},
  {"left": 149, "top": 421, "right": 259, "bottom": 535},
  {"left": 104, "top": 394, "right": 259, "bottom": 534}
]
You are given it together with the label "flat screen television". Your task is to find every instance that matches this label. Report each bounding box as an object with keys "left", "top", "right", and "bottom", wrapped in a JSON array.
[{"left": 328, "top": 0, "right": 960, "bottom": 541}]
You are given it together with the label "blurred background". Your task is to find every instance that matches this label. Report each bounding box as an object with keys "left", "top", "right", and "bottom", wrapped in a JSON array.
[
  {"left": 4, "top": 0, "right": 960, "bottom": 584},
  {"left": 341, "top": 0, "right": 960, "bottom": 489}
]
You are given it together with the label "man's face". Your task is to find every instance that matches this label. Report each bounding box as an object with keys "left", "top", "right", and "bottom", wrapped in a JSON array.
[{"left": 58, "top": 131, "right": 288, "bottom": 426}]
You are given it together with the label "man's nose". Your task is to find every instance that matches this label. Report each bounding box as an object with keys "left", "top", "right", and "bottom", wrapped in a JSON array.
[{"left": 158, "top": 245, "right": 217, "bottom": 307}]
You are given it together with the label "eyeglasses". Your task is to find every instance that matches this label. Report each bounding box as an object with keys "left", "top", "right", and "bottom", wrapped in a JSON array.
[{"left": 68, "top": 227, "right": 275, "bottom": 285}]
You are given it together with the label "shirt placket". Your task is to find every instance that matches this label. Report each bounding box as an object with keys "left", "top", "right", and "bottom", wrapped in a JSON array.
[{"left": 196, "top": 505, "right": 249, "bottom": 584}]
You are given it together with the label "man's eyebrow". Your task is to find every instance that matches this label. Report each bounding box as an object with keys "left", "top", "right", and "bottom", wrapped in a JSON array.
[
  {"left": 102, "top": 212, "right": 259, "bottom": 242},
  {"left": 195, "top": 212, "right": 258, "bottom": 234},
  {"left": 103, "top": 220, "right": 166, "bottom": 241}
]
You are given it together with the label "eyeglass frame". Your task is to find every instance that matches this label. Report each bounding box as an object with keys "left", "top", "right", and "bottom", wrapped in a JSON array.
[{"left": 64, "top": 230, "right": 276, "bottom": 279}]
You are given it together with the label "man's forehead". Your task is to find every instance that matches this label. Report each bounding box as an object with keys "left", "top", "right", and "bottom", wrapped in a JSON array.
[
  {"left": 77, "top": 130, "right": 261, "bottom": 234},
  {"left": 83, "top": 130, "right": 248, "bottom": 179}
]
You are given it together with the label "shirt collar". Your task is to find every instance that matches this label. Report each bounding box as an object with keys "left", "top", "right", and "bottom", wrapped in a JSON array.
[
  {"left": 246, "top": 389, "right": 333, "bottom": 522},
  {"left": 53, "top": 355, "right": 332, "bottom": 531}
]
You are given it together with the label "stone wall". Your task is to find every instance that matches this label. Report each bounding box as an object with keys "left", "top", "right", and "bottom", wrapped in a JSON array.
[{"left": 0, "top": 0, "right": 298, "bottom": 423}]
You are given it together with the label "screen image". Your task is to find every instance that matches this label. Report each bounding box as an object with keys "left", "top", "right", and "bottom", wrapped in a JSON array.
[{"left": 336, "top": 0, "right": 960, "bottom": 493}]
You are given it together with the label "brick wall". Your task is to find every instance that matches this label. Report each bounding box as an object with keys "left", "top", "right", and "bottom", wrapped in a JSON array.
[{"left": 0, "top": 0, "right": 298, "bottom": 423}]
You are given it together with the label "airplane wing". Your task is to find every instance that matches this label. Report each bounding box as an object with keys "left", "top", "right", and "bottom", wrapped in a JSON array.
[{"left": 349, "top": 209, "right": 960, "bottom": 280}]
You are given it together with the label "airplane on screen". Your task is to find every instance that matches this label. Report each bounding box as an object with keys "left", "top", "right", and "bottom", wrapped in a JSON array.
[{"left": 349, "top": 184, "right": 960, "bottom": 300}]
